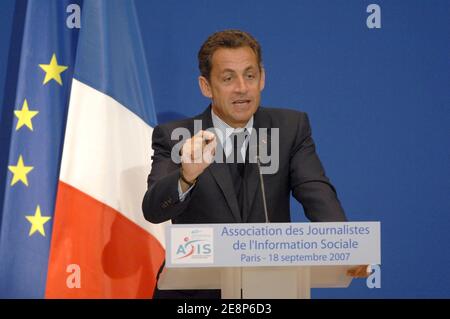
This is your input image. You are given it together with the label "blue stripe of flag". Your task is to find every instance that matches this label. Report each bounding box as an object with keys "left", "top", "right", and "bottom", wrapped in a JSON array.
[{"left": 74, "top": 0, "right": 157, "bottom": 128}]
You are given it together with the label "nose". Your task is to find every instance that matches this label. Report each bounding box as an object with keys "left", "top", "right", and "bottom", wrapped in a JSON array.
[{"left": 234, "top": 76, "right": 248, "bottom": 94}]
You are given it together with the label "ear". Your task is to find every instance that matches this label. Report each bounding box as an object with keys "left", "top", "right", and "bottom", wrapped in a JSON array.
[
  {"left": 198, "top": 76, "right": 213, "bottom": 98},
  {"left": 259, "top": 67, "right": 266, "bottom": 92}
]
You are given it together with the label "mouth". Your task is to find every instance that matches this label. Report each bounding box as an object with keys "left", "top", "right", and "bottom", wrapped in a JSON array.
[{"left": 232, "top": 99, "right": 251, "bottom": 106}]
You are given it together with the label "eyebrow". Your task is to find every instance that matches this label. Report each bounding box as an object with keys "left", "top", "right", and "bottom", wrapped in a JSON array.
[{"left": 220, "top": 66, "right": 257, "bottom": 74}]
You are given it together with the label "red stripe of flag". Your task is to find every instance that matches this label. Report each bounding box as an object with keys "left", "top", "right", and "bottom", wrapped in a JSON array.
[{"left": 46, "top": 181, "right": 164, "bottom": 298}]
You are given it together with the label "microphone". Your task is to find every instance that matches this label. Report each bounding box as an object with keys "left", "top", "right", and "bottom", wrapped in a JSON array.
[{"left": 248, "top": 142, "right": 270, "bottom": 223}]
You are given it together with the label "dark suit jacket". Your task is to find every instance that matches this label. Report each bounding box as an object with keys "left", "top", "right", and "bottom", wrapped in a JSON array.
[{"left": 142, "top": 106, "right": 346, "bottom": 224}]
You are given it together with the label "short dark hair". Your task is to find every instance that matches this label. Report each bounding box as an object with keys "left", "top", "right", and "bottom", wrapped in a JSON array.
[{"left": 198, "top": 29, "right": 262, "bottom": 80}]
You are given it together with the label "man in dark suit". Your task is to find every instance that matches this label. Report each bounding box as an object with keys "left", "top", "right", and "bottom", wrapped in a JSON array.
[
  {"left": 143, "top": 105, "right": 346, "bottom": 224},
  {"left": 142, "top": 30, "right": 355, "bottom": 298}
]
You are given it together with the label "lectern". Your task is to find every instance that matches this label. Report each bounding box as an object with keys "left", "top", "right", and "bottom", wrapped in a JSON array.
[
  {"left": 158, "top": 265, "right": 352, "bottom": 299},
  {"left": 161, "top": 222, "right": 380, "bottom": 299}
]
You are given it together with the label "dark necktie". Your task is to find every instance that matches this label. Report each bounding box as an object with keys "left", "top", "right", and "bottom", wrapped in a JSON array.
[{"left": 227, "top": 130, "right": 248, "bottom": 219}]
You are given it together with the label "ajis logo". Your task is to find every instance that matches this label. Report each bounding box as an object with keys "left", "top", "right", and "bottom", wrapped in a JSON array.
[{"left": 171, "top": 228, "right": 214, "bottom": 264}]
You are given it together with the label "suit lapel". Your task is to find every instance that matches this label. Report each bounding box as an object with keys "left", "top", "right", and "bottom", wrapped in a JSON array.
[
  {"left": 208, "top": 162, "right": 242, "bottom": 222},
  {"left": 198, "top": 106, "right": 242, "bottom": 222}
]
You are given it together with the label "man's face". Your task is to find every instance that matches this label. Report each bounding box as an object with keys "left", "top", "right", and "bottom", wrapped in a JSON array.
[{"left": 199, "top": 46, "right": 265, "bottom": 128}]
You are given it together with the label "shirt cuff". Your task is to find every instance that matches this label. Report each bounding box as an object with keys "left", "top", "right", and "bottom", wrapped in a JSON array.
[{"left": 178, "top": 179, "right": 194, "bottom": 202}]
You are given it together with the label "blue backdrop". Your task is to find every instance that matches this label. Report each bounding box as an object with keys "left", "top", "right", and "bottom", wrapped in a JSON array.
[{"left": 1, "top": 0, "right": 449, "bottom": 298}]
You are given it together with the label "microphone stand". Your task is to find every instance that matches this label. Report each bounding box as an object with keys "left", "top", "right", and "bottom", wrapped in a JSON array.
[{"left": 256, "top": 155, "right": 270, "bottom": 223}]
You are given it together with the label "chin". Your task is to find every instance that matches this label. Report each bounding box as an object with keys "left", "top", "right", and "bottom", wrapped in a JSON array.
[{"left": 231, "top": 110, "right": 253, "bottom": 125}]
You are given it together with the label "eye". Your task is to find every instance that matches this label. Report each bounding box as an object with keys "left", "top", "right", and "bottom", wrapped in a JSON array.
[
  {"left": 223, "top": 76, "right": 232, "bottom": 83},
  {"left": 246, "top": 73, "right": 255, "bottom": 80}
]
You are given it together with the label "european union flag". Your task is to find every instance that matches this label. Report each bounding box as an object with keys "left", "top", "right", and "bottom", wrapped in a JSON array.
[{"left": 0, "top": 0, "right": 81, "bottom": 298}]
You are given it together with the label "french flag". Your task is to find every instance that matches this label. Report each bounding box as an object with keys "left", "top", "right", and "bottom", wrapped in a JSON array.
[
  {"left": 0, "top": 0, "right": 165, "bottom": 298},
  {"left": 46, "top": 1, "right": 166, "bottom": 298}
]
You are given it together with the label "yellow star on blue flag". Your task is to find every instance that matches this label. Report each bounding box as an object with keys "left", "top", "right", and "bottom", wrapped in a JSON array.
[
  {"left": 25, "top": 206, "right": 51, "bottom": 237},
  {"left": 8, "top": 154, "right": 34, "bottom": 186},
  {"left": 14, "top": 99, "right": 39, "bottom": 131},
  {"left": 39, "top": 53, "right": 68, "bottom": 85}
]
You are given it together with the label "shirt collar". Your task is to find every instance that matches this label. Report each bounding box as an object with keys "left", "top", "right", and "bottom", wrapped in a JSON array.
[{"left": 211, "top": 108, "right": 253, "bottom": 145}]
